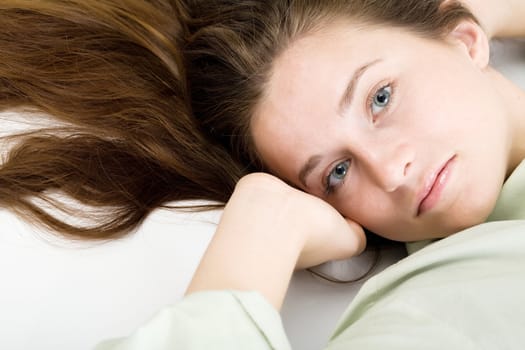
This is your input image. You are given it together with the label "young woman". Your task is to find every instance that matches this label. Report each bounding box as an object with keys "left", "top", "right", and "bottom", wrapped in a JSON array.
[
  {"left": 184, "top": 0, "right": 525, "bottom": 243},
  {"left": 0, "top": 0, "right": 521, "bottom": 240},
  {"left": 0, "top": 1, "right": 524, "bottom": 348},
  {"left": 98, "top": 0, "right": 525, "bottom": 348}
]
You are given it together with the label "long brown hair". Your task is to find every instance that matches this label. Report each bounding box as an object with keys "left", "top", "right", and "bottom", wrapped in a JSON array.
[
  {"left": 184, "top": 0, "right": 477, "bottom": 171},
  {"left": 0, "top": 0, "right": 244, "bottom": 240}
]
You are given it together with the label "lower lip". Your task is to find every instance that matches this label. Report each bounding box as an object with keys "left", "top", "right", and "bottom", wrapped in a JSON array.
[{"left": 418, "top": 156, "right": 456, "bottom": 216}]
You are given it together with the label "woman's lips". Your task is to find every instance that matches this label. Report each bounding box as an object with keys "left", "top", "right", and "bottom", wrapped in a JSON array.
[{"left": 417, "top": 156, "right": 457, "bottom": 216}]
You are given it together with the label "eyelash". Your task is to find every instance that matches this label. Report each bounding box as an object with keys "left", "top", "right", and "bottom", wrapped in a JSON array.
[
  {"left": 366, "top": 81, "right": 395, "bottom": 122},
  {"left": 323, "top": 81, "right": 396, "bottom": 196},
  {"left": 324, "top": 160, "right": 350, "bottom": 196}
]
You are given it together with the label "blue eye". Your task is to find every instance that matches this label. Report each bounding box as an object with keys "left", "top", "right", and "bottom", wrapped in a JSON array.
[
  {"left": 325, "top": 160, "right": 351, "bottom": 195},
  {"left": 371, "top": 85, "right": 392, "bottom": 116}
]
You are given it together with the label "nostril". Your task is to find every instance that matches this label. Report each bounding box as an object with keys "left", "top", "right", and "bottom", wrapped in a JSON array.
[{"left": 404, "top": 162, "right": 412, "bottom": 176}]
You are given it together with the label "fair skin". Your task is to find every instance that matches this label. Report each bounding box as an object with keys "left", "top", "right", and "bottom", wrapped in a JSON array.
[
  {"left": 186, "top": 173, "right": 366, "bottom": 309},
  {"left": 252, "top": 20, "right": 525, "bottom": 241},
  {"left": 461, "top": 0, "right": 525, "bottom": 38},
  {"left": 187, "top": 1, "right": 525, "bottom": 310}
]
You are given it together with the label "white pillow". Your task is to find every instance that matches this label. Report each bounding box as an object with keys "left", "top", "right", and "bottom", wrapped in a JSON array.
[{"left": 0, "top": 205, "right": 220, "bottom": 350}]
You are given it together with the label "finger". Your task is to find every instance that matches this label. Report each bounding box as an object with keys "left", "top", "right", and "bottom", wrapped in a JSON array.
[{"left": 345, "top": 218, "right": 367, "bottom": 256}]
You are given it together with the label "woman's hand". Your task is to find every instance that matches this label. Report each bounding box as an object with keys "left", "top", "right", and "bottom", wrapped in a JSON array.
[
  {"left": 460, "top": 0, "right": 525, "bottom": 39},
  {"left": 236, "top": 173, "right": 366, "bottom": 268},
  {"left": 186, "top": 173, "right": 365, "bottom": 310}
]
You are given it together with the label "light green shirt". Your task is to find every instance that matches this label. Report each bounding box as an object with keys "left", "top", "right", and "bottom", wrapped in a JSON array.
[{"left": 97, "top": 161, "right": 525, "bottom": 350}]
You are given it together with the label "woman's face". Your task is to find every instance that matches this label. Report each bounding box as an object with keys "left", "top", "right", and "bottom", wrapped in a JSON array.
[{"left": 251, "top": 21, "right": 512, "bottom": 241}]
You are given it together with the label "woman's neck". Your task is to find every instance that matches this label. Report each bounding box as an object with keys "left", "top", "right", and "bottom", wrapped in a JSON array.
[{"left": 489, "top": 66, "right": 525, "bottom": 176}]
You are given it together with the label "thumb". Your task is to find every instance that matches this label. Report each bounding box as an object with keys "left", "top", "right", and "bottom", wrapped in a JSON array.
[
  {"left": 298, "top": 217, "right": 367, "bottom": 269},
  {"left": 344, "top": 218, "right": 367, "bottom": 256},
  {"left": 327, "top": 218, "right": 367, "bottom": 261}
]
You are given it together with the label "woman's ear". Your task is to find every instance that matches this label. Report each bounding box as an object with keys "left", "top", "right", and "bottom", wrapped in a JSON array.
[{"left": 448, "top": 20, "right": 490, "bottom": 69}]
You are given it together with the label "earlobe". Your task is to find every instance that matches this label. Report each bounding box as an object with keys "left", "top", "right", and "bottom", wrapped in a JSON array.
[{"left": 448, "top": 20, "right": 490, "bottom": 69}]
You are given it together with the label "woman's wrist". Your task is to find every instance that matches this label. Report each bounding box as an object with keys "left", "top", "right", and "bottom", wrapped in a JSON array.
[
  {"left": 461, "top": 0, "right": 525, "bottom": 39},
  {"left": 185, "top": 172, "right": 365, "bottom": 309},
  {"left": 185, "top": 173, "right": 304, "bottom": 310},
  {"left": 490, "top": 0, "right": 525, "bottom": 38}
]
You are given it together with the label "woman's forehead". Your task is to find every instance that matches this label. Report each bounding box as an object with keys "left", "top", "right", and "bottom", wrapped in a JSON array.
[
  {"left": 255, "top": 22, "right": 438, "bottom": 125},
  {"left": 253, "top": 24, "right": 387, "bottom": 131},
  {"left": 251, "top": 23, "right": 450, "bottom": 182}
]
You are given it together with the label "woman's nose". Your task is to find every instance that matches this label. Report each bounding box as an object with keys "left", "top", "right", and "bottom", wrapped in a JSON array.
[{"left": 360, "top": 143, "right": 414, "bottom": 192}]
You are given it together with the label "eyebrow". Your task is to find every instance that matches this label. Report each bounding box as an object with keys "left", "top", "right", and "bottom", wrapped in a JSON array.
[
  {"left": 298, "top": 59, "right": 382, "bottom": 188},
  {"left": 338, "top": 59, "right": 383, "bottom": 115},
  {"left": 298, "top": 155, "right": 322, "bottom": 188}
]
